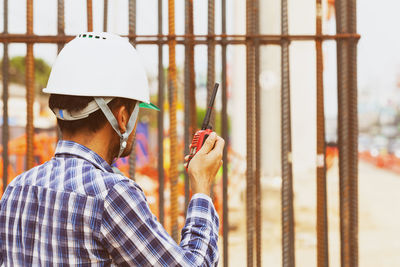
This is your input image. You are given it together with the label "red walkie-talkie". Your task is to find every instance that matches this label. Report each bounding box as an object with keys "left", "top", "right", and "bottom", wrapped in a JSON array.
[{"left": 186, "top": 83, "right": 219, "bottom": 171}]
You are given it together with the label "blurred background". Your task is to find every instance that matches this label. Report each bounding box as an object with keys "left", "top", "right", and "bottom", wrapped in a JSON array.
[{"left": 0, "top": 0, "right": 399, "bottom": 266}]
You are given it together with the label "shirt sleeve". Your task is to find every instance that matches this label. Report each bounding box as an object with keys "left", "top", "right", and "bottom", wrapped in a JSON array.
[{"left": 99, "top": 180, "right": 219, "bottom": 267}]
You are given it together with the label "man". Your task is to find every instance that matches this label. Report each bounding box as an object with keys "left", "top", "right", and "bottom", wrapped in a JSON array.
[{"left": 0, "top": 32, "right": 224, "bottom": 266}]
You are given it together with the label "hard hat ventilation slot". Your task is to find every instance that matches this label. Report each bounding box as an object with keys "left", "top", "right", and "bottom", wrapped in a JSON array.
[{"left": 78, "top": 34, "right": 107, "bottom": 40}]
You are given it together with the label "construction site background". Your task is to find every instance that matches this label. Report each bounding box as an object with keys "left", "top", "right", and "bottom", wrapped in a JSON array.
[{"left": 0, "top": 0, "right": 400, "bottom": 266}]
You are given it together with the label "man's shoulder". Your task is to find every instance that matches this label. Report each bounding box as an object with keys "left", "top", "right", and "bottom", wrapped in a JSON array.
[{"left": 6, "top": 158, "right": 137, "bottom": 199}]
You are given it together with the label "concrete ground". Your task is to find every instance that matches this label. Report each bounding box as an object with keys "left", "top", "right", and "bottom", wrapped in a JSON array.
[{"left": 220, "top": 160, "right": 400, "bottom": 266}]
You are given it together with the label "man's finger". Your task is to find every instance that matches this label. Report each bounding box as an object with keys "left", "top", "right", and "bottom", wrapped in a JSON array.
[
  {"left": 208, "top": 136, "right": 225, "bottom": 158},
  {"left": 197, "top": 132, "right": 217, "bottom": 155}
]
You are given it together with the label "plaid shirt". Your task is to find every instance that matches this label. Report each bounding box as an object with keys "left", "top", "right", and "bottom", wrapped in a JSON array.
[{"left": 0, "top": 140, "right": 219, "bottom": 266}]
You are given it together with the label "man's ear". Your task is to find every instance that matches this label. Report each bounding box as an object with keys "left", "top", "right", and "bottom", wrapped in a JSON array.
[{"left": 116, "top": 105, "right": 129, "bottom": 134}]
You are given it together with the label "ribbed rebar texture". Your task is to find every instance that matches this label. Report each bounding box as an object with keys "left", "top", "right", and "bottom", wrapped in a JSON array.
[
  {"left": 207, "top": 0, "right": 216, "bottom": 130},
  {"left": 168, "top": 0, "right": 179, "bottom": 243},
  {"left": 26, "top": 0, "right": 35, "bottom": 170},
  {"left": 207, "top": 0, "right": 216, "bottom": 200},
  {"left": 2, "top": 0, "right": 9, "bottom": 192},
  {"left": 128, "top": 0, "right": 137, "bottom": 180},
  {"left": 157, "top": 0, "right": 165, "bottom": 226},
  {"left": 281, "top": 0, "right": 295, "bottom": 266},
  {"left": 316, "top": 0, "right": 329, "bottom": 266},
  {"left": 335, "top": 0, "right": 358, "bottom": 265},
  {"left": 129, "top": 0, "right": 136, "bottom": 46},
  {"left": 246, "top": 0, "right": 256, "bottom": 266},
  {"left": 86, "top": 0, "right": 93, "bottom": 32},
  {"left": 253, "top": 0, "right": 262, "bottom": 266},
  {"left": 103, "top": 0, "right": 108, "bottom": 32},
  {"left": 348, "top": 0, "right": 359, "bottom": 265},
  {"left": 221, "top": 0, "right": 229, "bottom": 266},
  {"left": 184, "top": 0, "right": 195, "bottom": 213},
  {"left": 57, "top": 0, "right": 65, "bottom": 54}
]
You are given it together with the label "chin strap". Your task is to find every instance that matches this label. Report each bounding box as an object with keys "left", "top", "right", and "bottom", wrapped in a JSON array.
[{"left": 94, "top": 97, "right": 139, "bottom": 159}]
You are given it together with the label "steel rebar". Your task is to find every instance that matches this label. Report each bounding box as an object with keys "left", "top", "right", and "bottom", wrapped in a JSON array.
[
  {"left": 57, "top": 0, "right": 65, "bottom": 54},
  {"left": 316, "top": 1, "right": 329, "bottom": 266},
  {"left": 128, "top": 0, "right": 137, "bottom": 179},
  {"left": 281, "top": 0, "right": 295, "bottom": 266},
  {"left": 348, "top": 0, "right": 359, "bottom": 265},
  {"left": 103, "top": 0, "right": 108, "bottom": 32},
  {"left": 2, "top": 0, "right": 9, "bottom": 192},
  {"left": 157, "top": 0, "right": 165, "bottom": 227},
  {"left": 246, "top": 0, "right": 256, "bottom": 266},
  {"left": 221, "top": 0, "right": 229, "bottom": 265},
  {"left": 168, "top": 0, "right": 179, "bottom": 243},
  {"left": 254, "top": 0, "right": 262, "bottom": 265},
  {"left": 0, "top": 33, "right": 361, "bottom": 45},
  {"left": 184, "top": 0, "right": 195, "bottom": 213},
  {"left": 26, "top": 0, "right": 35, "bottom": 170},
  {"left": 86, "top": 0, "right": 93, "bottom": 32}
]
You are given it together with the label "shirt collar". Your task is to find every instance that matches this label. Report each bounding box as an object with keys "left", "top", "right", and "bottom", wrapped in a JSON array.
[{"left": 55, "top": 140, "right": 114, "bottom": 173}]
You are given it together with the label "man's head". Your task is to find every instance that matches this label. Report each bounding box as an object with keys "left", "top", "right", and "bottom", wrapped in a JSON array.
[{"left": 43, "top": 32, "right": 158, "bottom": 160}]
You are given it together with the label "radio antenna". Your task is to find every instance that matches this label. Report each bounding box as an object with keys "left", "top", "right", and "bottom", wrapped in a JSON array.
[{"left": 201, "top": 83, "right": 219, "bottom": 130}]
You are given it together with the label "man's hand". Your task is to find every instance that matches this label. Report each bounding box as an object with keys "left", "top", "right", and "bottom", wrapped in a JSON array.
[{"left": 184, "top": 132, "right": 225, "bottom": 196}]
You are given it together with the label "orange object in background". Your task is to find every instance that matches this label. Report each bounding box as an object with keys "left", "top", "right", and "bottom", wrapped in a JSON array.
[{"left": 0, "top": 133, "right": 57, "bottom": 193}]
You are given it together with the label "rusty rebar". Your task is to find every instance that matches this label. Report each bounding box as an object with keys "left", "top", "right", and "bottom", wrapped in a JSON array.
[
  {"left": 129, "top": 0, "right": 136, "bottom": 47},
  {"left": 168, "top": 0, "right": 179, "bottom": 243},
  {"left": 157, "top": 0, "right": 165, "bottom": 227},
  {"left": 57, "top": 0, "right": 65, "bottom": 54},
  {"left": 335, "top": 0, "right": 359, "bottom": 266},
  {"left": 246, "top": 0, "right": 256, "bottom": 266},
  {"left": 348, "top": 0, "right": 359, "bottom": 265},
  {"left": 281, "top": 0, "right": 295, "bottom": 266},
  {"left": 0, "top": 33, "right": 361, "bottom": 45},
  {"left": 184, "top": 0, "right": 195, "bottom": 213},
  {"left": 2, "top": 0, "right": 9, "bottom": 192},
  {"left": 103, "top": 0, "right": 108, "bottom": 32},
  {"left": 316, "top": 0, "right": 329, "bottom": 266},
  {"left": 86, "top": 0, "right": 93, "bottom": 32},
  {"left": 254, "top": 0, "right": 262, "bottom": 265},
  {"left": 128, "top": 0, "right": 137, "bottom": 179},
  {"left": 221, "top": 0, "right": 229, "bottom": 266},
  {"left": 26, "top": 0, "right": 35, "bottom": 170}
]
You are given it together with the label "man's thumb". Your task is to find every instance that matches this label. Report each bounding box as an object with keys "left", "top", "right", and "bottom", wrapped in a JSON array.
[{"left": 198, "top": 132, "right": 217, "bottom": 154}]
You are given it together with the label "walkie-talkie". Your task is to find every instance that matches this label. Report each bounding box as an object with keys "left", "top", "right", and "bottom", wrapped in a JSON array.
[{"left": 186, "top": 83, "right": 219, "bottom": 170}]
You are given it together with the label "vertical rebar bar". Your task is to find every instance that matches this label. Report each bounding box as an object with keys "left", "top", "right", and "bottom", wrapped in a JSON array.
[
  {"left": 207, "top": 0, "right": 216, "bottom": 200},
  {"left": 221, "top": 0, "right": 229, "bottom": 266},
  {"left": 103, "top": 0, "right": 108, "bottom": 32},
  {"left": 335, "top": 1, "right": 354, "bottom": 266},
  {"left": 347, "top": 0, "right": 359, "bottom": 265},
  {"left": 207, "top": 0, "right": 216, "bottom": 130},
  {"left": 157, "top": 0, "right": 165, "bottom": 227},
  {"left": 184, "top": 0, "right": 195, "bottom": 213},
  {"left": 129, "top": 0, "right": 136, "bottom": 46},
  {"left": 254, "top": 0, "right": 262, "bottom": 265},
  {"left": 26, "top": 0, "right": 35, "bottom": 170},
  {"left": 2, "top": 0, "right": 9, "bottom": 192},
  {"left": 246, "top": 0, "right": 256, "bottom": 266},
  {"left": 168, "top": 0, "right": 179, "bottom": 243},
  {"left": 129, "top": 0, "right": 137, "bottom": 180},
  {"left": 57, "top": 0, "right": 65, "bottom": 54},
  {"left": 86, "top": 0, "right": 93, "bottom": 32},
  {"left": 281, "top": 0, "right": 295, "bottom": 266},
  {"left": 316, "top": 0, "right": 329, "bottom": 266}
]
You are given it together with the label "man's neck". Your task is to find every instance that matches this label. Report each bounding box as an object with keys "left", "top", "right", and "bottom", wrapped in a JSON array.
[{"left": 61, "top": 130, "right": 116, "bottom": 164}]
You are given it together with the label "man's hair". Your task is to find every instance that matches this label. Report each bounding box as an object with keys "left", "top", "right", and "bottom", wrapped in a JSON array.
[{"left": 49, "top": 94, "right": 136, "bottom": 134}]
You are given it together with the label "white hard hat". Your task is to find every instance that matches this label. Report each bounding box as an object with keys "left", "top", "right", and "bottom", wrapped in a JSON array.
[
  {"left": 43, "top": 32, "right": 158, "bottom": 160},
  {"left": 43, "top": 32, "right": 158, "bottom": 110}
]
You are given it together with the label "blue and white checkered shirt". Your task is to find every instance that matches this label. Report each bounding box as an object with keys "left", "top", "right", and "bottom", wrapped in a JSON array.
[{"left": 0, "top": 140, "right": 219, "bottom": 266}]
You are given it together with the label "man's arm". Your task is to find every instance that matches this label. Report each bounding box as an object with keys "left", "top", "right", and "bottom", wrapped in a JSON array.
[
  {"left": 100, "top": 181, "right": 219, "bottom": 266},
  {"left": 100, "top": 133, "right": 224, "bottom": 266}
]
